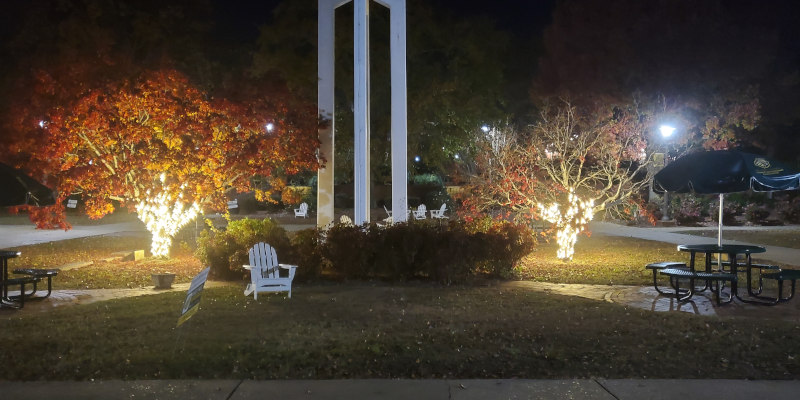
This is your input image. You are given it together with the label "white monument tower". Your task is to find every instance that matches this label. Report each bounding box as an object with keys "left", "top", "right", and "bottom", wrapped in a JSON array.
[{"left": 318, "top": 0, "right": 408, "bottom": 227}]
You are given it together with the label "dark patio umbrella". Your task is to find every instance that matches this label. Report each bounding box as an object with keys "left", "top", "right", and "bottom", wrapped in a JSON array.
[
  {"left": 0, "top": 163, "right": 57, "bottom": 207},
  {"left": 653, "top": 150, "right": 800, "bottom": 245}
]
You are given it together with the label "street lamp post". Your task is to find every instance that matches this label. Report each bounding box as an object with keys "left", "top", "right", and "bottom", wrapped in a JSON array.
[{"left": 658, "top": 124, "right": 676, "bottom": 221}]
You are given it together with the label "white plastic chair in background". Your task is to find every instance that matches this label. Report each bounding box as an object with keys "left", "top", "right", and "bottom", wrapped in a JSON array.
[
  {"left": 294, "top": 202, "right": 308, "bottom": 218},
  {"left": 339, "top": 215, "right": 354, "bottom": 226},
  {"left": 430, "top": 204, "right": 448, "bottom": 219},
  {"left": 413, "top": 204, "right": 427, "bottom": 220}
]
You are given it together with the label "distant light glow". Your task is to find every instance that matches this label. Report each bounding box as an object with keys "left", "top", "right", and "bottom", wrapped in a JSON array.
[
  {"left": 454, "top": 154, "right": 460, "bottom": 160},
  {"left": 414, "top": 156, "right": 421, "bottom": 162},
  {"left": 38, "top": 120, "right": 46, "bottom": 128},
  {"left": 266, "top": 123, "right": 275, "bottom": 132},
  {"left": 659, "top": 124, "right": 676, "bottom": 138},
  {"left": 481, "top": 125, "right": 490, "bottom": 133}
]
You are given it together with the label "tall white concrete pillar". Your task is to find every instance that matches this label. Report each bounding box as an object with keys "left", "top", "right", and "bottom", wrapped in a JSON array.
[
  {"left": 353, "top": 0, "right": 371, "bottom": 225},
  {"left": 378, "top": 0, "right": 408, "bottom": 222},
  {"left": 317, "top": 0, "right": 342, "bottom": 228},
  {"left": 318, "top": 0, "right": 408, "bottom": 226}
]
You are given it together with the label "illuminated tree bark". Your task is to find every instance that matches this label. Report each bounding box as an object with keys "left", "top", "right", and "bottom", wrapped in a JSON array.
[
  {"left": 537, "top": 189, "right": 595, "bottom": 260},
  {"left": 135, "top": 184, "right": 201, "bottom": 257}
]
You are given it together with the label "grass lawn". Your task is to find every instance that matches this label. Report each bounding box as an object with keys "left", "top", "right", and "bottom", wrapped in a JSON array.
[
  {"left": 3, "top": 284, "right": 799, "bottom": 380},
  {"left": 2, "top": 231, "right": 800, "bottom": 380},
  {"left": 518, "top": 234, "right": 681, "bottom": 285},
  {"left": 9, "top": 234, "right": 203, "bottom": 290}
]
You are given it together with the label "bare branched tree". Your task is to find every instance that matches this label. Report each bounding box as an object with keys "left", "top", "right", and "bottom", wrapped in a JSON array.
[{"left": 462, "top": 100, "right": 653, "bottom": 260}]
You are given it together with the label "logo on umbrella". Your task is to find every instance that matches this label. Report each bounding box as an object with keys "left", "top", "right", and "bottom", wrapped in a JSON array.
[{"left": 753, "top": 158, "right": 771, "bottom": 169}]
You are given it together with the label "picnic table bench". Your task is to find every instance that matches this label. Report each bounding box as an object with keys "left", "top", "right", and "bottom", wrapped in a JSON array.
[
  {"left": 717, "top": 261, "right": 780, "bottom": 296},
  {"left": 646, "top": 261, "right": 689, "bottom": 295},
  {"left": 13, "top": 268, "right": 59, "bottom": 299},
  {"left": 659, "top": 268, "right": 737, "bottom": 305},
  {"left": 760, "top": 269, "right": 800, "bottom": 304}
]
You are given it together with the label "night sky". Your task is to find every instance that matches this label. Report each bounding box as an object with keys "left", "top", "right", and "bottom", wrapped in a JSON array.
[
  {"left": 209, "top": 0, "right": 556, "bottom": 42},
  {"left": 210, "top": 0, "right": 284, "bottom": 42},
  {"left": 1, "top": 0, "right": 799, "bottom": 158}
]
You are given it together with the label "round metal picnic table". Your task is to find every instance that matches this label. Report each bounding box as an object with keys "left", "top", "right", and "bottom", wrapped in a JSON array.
[{"left": 677, "top": 243, "right": 766, "bottom": 302}]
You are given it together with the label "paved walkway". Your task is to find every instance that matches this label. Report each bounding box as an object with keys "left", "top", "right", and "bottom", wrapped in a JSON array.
[
  {"left": 2, "top": 378, "right": 800, "bottom": 400},
  {"left": 0, "top": 221, "right": 146, "bottom": 248},
  {"left": 3, "top": 281, "right": 235, "bottom": 314}
]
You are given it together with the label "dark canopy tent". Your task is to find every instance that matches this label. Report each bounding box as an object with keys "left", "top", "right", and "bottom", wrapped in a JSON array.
[{"left": 0, "top": 163, "right": 57, "bottom": 207}]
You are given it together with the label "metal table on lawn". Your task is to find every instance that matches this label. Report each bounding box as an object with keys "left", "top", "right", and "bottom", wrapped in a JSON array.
[{"left": 677, "top": 244, "right": 766, "bottom": 302}]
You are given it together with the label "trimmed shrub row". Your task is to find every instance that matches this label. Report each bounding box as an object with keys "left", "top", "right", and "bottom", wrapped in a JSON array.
[{"left": 196, "top": 217, "right": 536, "bottom": 284}]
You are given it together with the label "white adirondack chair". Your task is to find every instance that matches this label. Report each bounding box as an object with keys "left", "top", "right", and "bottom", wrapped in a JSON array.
[
  {"left": 339, "top": 215, "right": 354, "bottom": 226},
  {"left": 413, "top": 204, "right": 427, "bottom": 220},
  {"left": 243, "top": 242, "right": 298, "bottom": 299},
  {"left": 377, "top": 215, "right": 393, "bottom": 228},
  {"left": 430, "top": 204, "right": 448, "bottom": 219},
  {"left": 294, "top": 202, "right": 308, "bottom": 218}
]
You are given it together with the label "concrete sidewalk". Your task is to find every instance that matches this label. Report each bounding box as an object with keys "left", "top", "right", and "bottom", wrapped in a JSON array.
[
  {"left": 1, "top": 379, "right": 799, "bottom": 400},
  {"left": 0, "top": 222, "right": 146, "bottom": 248},
  {"left": 589, "top": 221, "right": 800, "bottom": 266}
]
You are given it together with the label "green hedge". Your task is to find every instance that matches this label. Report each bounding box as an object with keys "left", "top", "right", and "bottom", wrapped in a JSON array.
[
  {"left": 197, "top": 217, "right": 536, "bottom": 283},
  {"left": 196, "top": 218, "right": 291, "bottom": 280}
]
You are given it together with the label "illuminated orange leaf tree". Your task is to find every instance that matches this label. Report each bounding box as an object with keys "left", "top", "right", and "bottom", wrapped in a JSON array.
[
  {"left": 462, "top": 100, "right": 652, "bottom": 260},
  {"left": 6, "top": 69, "right": 319, "bottom": 257}
]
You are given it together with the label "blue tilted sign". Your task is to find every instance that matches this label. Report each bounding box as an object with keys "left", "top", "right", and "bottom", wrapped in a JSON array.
[{"left": 176, "top": 267, "right": 210, "bottom": 327}]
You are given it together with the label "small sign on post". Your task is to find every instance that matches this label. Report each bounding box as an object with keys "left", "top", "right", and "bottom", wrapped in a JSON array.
[
  {"left": 227, "top": 199, "right": 238, "bottom": 209},
  {"left": 176, "top": 267, "right": 210, "bottom": 327},
  {"left": 66, "top": 199, "right": 78, "bottom": 208}
]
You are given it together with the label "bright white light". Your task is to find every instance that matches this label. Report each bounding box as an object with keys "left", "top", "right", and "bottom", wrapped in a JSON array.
[
  {"left": 481, "top": 125, "right": 490, "bottom": 133},
  {"left": 135, "top": 185, "right": 201, "bottom": 257},
  {"left": 659, "top": 124, "right": 676, "bottom": 138},
  {"left": 454, "top": 154, "right": 460, "bottom": 160},
  {"left": 38, "top": 120, "right": 46, "bottom": 128},
  {"left": 414, "top": 156, "right": 421, "bottom": 162},
  {"left": 537, "top": 189, "right": 595, "bottom": 260},
  {"left": 266, "top": 123, "right": 275, "bottom": 132}
]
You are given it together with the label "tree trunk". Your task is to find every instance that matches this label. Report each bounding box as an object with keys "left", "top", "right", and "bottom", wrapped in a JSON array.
[
  {"left": 136, "top": 195, "right": 200, "bottom": 257},
  {"left": 538, "top": 191, "right": 595, "bottom": 261}
]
